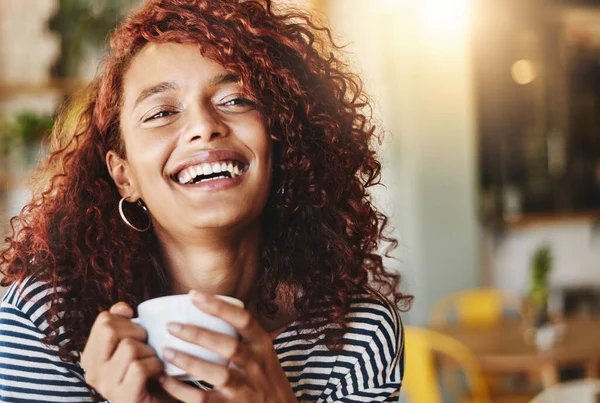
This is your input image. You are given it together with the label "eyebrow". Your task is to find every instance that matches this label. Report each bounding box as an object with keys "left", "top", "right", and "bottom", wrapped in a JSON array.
[
  {"left": 133, "top": 74, "right": 241, "bottom": 109},
  {"left": 134, "top": 81, "right": 179, "bottom": 108},
  {"left": 208, "top": 73, "right": 240, "bottom": 87}
]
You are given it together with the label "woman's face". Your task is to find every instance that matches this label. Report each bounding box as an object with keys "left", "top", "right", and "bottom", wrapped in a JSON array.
[{"left": 110, "top": 42, "right": 272, "bottom": 237}]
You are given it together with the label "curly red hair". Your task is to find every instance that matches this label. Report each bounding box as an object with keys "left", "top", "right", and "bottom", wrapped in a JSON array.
[{"left": 1, "top": 0, "right": 411, "bottom": 362}]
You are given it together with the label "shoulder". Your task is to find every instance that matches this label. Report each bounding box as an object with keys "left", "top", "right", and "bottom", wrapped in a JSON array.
[
  {"left": 275, "top": 292, "right": 404, "bottom": 402},
  {"left": 2, "top": 276, "right": 55, "bottom": 310},
  {"left": 0, "top": 277, "right": 91, "bottom": 401},
  {"left": 1, "top": 276, "right": 64, "bottom": 338},
  {"left": 2, "top": 276, "right": 54, "bottom": 309},
  {"left": 344, "top": 292, "right": 404, "bottom": 369},
  {"left": 346, "top": 292, "right": 402, "bottom": 339},
  {"left": 276, "top": 291, "right": 403, "bottom": 357},
  {"left": 276, "top": 291, "right": 404, "bottom": 372}
]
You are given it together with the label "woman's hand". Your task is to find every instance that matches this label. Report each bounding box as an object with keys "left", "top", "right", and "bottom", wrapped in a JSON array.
[
  {"left": 158, "top": 291, "right": 298, "bottom": 403},
  {"left": 81, "top": 302, "right": 173, "bottom": 403}
]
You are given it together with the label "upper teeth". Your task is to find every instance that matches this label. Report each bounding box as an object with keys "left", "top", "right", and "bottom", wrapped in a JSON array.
[{"left": 177, "top": 160, "right": 243, "bottom": 184}]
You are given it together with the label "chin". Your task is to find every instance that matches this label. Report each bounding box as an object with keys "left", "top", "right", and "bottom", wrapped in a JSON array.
[{"left": 187, "top": 205, "right": 263, "bottom": 232}]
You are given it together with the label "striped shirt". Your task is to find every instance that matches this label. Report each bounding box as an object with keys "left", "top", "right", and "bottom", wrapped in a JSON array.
[{"left": 0, "top": 277, "right": 403, "bottom": 402}]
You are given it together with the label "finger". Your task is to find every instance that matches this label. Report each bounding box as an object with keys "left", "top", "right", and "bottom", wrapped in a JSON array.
[
  {"left": 106, "top": 337, "right": 158, "bottom": 383},
  {"left": 163, "top": 348, "right": 244, "bottom": 389},
  {"left": 159, "top": 374, "right": 212, "bottom": 403},
  {"left": 110, "top": 302, "right": 134, "bottom": 318},
  {"left": 122, "top": 356, "right": 164, "bottom": 399},
  {"left": 189, "top": 291, "right": 267, "bottom": 343},
  {"left": 86, "top": 311, "right": 148, "bottom": 363},
  {"left": 167, "top": 323, "right": 253, "bottom": 369}
]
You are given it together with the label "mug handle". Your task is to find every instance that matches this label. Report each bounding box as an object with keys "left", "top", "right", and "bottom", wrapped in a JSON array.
[{"left": 131, "top": 317, "right": 142, "bottom": 326}]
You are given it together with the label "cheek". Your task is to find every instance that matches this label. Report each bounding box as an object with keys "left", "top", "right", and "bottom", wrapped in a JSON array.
[
  {"left": 262, "top": 139, "right": 273, "bottom": 169},
  {"left": 125, "top": 139, "right": 171, "bottom": 188},
  {"left": 253, "top": 126, "right": 272, "bottom": 166},
  {"left": 242, "top": 125, "right": 272, "bottom": 200},
  {"left": 235, "top": 119, "right": 272, "bottom": 173},
  {"left": 260, "top": 138, "right": 274, "bottom": 200},
  {"left": 239, "top": 114, "right": 271, "bottom": 153},
  {"left": 257, "top": 135, "right": 273, "bottom": 190}
]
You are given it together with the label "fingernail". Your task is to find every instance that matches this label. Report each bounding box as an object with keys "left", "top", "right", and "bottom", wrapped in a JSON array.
[
  {"left": 168, "top": 323, "right": 182, "bottom": 333},
  {"left": 163, "top": 347, "right": 175, "bottom": 361},
  {"left": 189, "top": 290, "right": 207, "bottom": 303}
]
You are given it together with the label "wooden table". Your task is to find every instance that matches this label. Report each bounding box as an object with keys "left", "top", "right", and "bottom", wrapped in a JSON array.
[{"left": 433, "top": 317, "right": 600, "bottom": 387}]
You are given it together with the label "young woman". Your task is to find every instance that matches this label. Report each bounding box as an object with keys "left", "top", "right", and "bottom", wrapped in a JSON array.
[{"left": 0, "top": 0, "right": 410, "bottom": 402}]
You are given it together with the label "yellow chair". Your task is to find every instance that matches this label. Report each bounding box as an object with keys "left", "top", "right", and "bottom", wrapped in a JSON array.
[
  {"left": 403, "top": 326, "right": 492, "bottom": 403},
  {"left": 429, "top": 288, "right": 522, "bottom": 327}
]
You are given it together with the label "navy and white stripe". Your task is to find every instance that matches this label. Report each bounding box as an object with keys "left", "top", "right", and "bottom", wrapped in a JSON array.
[{"left": 0, "top": 279, "right": 403, "bottom": 402}]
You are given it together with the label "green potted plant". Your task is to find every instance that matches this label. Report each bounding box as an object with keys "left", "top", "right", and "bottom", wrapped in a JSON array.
[
  {"left": 528, "top": 245, "right": 553, "bottom": 327},
  {"left": 0, "top": 112, "right": 55, "bottom": 170},
  {"left": 523, "top": 245, "right": 561, "bottom": 350}
]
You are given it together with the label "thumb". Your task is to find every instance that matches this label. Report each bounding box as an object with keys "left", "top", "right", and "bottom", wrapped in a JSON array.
[{"left": 109, "top": 302, "right": 134, "bottom": 318}]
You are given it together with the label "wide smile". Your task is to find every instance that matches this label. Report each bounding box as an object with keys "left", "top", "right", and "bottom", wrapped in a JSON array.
[
  {"left": 169, "top": 149, "right": 251, "bottom": 191},
  {"left": 174, "top": 159, "right": 248, "bottom": 185}
]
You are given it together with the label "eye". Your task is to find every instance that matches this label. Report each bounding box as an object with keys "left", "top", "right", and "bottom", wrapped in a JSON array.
[
  {"left": 224, "top": 98, "right": 252, "bottom": 106},
  {"left": 220, "top": 97, "right": 255, "bottom": 111},
  {"left": 143, "top": 109, "right": 177, "bottom": 123}
]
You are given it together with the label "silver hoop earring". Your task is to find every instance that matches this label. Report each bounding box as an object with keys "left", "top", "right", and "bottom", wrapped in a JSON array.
[
  {"left": 118, "top": 197, "right": 152, "bottom": 232},
  {"left": 277, "top": 184, "right": 286, "bottom": 197}
]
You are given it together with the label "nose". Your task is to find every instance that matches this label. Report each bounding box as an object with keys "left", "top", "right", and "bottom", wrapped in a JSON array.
[{"left": 182, "top": 103, "right": 229, "bottom": 143}]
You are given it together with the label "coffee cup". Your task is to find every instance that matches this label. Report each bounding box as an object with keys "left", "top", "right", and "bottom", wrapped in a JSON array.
[
  {"left": 523, "top": 323, "right": 559, "bottom": 351},
  {"left": 132, "top": 294, "right": 244, "bottom": 380}
]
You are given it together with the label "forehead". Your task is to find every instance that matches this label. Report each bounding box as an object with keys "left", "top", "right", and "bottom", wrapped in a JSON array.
[{"left": 121, "top": 42, "right": 229, "bottom": 108}]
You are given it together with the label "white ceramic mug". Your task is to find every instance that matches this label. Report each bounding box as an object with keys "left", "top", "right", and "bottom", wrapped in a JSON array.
[
  {"left": 132, "top": 294, "right": 244, "bottom": 380},
  {"left": 524, "top": 323, "right": 559, "bottom": 351}
]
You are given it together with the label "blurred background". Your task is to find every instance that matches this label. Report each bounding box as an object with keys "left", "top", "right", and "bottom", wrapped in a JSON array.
[{"left": 2, "top": 0, "right": 600, "bottom": 401}]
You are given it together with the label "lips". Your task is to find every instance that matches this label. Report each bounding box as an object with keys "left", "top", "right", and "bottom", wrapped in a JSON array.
[
  {"left": 170, "top": 150, "right": 249, "bottom": 185},
  {"left": 177, "top": 160, "right": 245, "bottom": 184}
]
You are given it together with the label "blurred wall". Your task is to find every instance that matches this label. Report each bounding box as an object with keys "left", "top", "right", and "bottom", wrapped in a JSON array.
[
  {"left": 493, "top": 222, "right": 600, "bottom": 293},
  {"left": 323, "top": 0, "right": 480, "bottom": 324},
  {"left": 0, "top": 1, "right": 59, "bottom": 245},
  {"left": 0, "top": 0, "right": 61, "bottom": 247},
  {"left": 0, "top": 0, "right": 60, "bottom": 116}
]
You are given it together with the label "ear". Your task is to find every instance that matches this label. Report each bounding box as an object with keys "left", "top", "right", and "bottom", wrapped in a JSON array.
[{"left": 106, "top": 150, "right": 141, "bottom": 201}]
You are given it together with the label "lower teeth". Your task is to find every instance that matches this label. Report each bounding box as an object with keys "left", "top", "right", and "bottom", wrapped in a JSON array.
[
  {"left": 200, "top": 175, "right": 228, "bottom": 183},
  {"left": 184, "top": 172, "right": 241, "bottom": 185}
]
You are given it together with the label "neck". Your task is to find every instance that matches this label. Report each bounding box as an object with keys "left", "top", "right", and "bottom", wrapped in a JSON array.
[
  {"left": 156, "top": 222, "right": 261, "bottom": 304},
  {"left": 152, "top": 221, "right": 295, "bottom": 335}
]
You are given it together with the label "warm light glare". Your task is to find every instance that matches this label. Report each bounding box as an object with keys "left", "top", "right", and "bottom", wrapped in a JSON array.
[
  {"left": 420, "top": 0, "right": 470, "bottom": 34},
  {"left": 377, "top": 0, "right": 414, "bottom": 8},
  {"left": 511, "top": 59, "right": 537, "bottom": 85}
]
